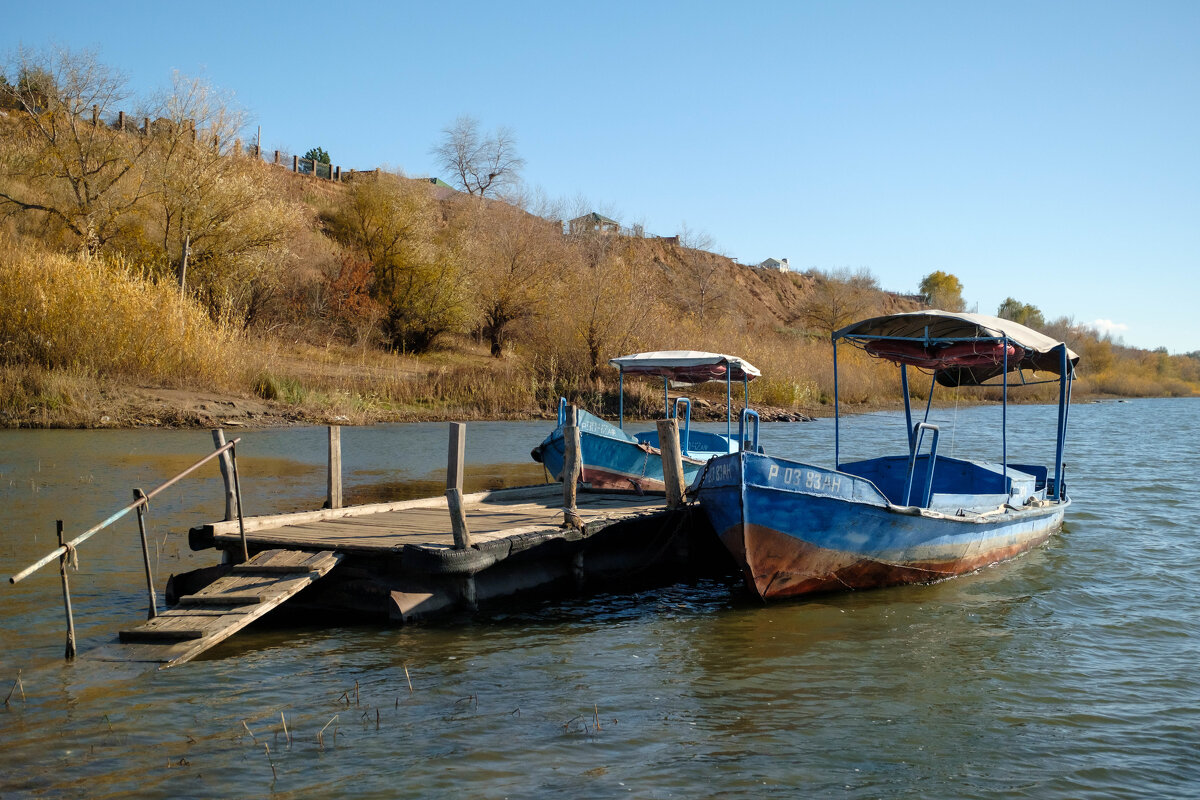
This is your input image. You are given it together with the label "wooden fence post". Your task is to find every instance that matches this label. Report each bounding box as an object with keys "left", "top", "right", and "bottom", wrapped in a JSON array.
[
  {"left": 335, "top": 166, "right": 341, "bottom": 181},
  {"left": 117, "top": 110, "right": 125, "bottom": 130},
  {"left": 657, "top": 419, "right": 686, "bottom": 509},
  {"left": 445, "top": 423, "right": 470, "bottom": 549},
  {"left": 293, "top": 155, "right": 298, "bottom": 172},
  {"left": 212, "top": 429, "right": 236, "bottom": 521},
  {"left": 327, "top": 425, "right": 342, "bottom": 510},
  {"left": 57, "top": 520, "right": 76, "bottom": 661},
  {"left": 274, "top": 149, "right": 281, "bottom": 165}
]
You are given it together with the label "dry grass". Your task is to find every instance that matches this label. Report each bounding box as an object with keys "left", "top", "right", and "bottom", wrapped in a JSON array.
[{"left": 0, "top": 238, "right": 243, "bottom": 387}]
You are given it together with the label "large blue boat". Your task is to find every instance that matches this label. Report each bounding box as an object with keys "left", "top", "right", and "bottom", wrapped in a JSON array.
[
  {"left": 694, "top": 311, "right": 1079, "bottom": 601},
  {"left": 531, "top": 351, "right": 761, "bottom": 492}
]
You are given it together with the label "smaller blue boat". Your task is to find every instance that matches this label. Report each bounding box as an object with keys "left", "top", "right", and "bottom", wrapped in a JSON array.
[
  {"left": 531, "top": 351, "right": 761, "bottom": 492},
  {"left": 694, "top": 311, "right": 1079, "bottom": 601}
]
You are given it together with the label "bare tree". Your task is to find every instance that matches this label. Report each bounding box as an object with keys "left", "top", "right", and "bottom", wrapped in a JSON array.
[
  {"left": 797, "top": 267, "right": 880, "bottom": 337},
  {"left": 0, "top": 46, "right": 151, "bottom": 253},
  {"left": 432, "top": 115, "right": 525, "bottom": 198}
]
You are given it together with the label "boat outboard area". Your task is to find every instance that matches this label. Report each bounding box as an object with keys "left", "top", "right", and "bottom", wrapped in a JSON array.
[
  {"left": 694, "top": 310, "right": 1081, "bottom": 601},
  {"left": 531, "top": 350, "right": 762, "bottom": 492}
]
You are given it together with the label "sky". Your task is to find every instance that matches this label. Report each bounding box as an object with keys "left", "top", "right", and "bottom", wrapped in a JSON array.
[{"left": 5, "top": 1, "right": 1199, "bottom": 353}]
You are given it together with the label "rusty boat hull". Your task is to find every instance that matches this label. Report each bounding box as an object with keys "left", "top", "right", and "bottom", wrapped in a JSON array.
[{"left": 696, "top": 451, "right": 1068, "bottom": 601}]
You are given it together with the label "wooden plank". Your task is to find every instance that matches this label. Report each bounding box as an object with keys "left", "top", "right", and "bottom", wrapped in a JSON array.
[{"left": 202, "top": 484, "right": 563, "bottom": 536}]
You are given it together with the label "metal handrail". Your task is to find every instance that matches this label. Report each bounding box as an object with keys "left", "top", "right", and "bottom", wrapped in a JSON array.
[
  {"left": 671, "top": 397, "right": 692, "bottom": 455},
  {"left": 903, "top": 423, "right": 940, "bottom": 508},
  {"left": 9, "top": 437, "right": 244, "bottom": 585},
  {"left": 739, "top": 409, "right": 760, "bottom": 453}
]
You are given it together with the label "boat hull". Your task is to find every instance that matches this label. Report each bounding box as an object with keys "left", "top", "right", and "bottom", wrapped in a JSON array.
[
  {"left": 532, "top": 416, "right": 707, "bottom": 492},
  {"left": 697, "top": 452, "right": 1067, "bottom": 601}
]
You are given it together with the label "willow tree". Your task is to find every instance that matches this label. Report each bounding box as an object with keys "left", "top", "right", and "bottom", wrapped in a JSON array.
[
  {"left": 919, "top": 270, "right": 965, "bottom": 311},
  {"left": 325, "top": 173, "right": 467, "bottom": 351}
]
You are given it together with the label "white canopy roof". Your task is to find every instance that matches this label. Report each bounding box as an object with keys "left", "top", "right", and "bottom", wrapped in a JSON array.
[{"left": 608, "top": 350, "right": 761, "bottom": 383}]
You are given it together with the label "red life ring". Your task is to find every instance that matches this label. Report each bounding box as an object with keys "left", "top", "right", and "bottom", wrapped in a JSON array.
[{"left": 864, "top": 339, "right": 1024, "bottom": 369}]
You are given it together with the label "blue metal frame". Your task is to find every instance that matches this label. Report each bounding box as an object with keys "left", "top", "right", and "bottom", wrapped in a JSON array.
[{"left": 834, "top": 327, "right": 1072, "bottom": 506}]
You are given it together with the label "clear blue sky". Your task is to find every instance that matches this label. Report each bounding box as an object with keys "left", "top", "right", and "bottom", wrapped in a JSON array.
[{"left": 6, "top": 1, "right": 1199, "bottom": 352}]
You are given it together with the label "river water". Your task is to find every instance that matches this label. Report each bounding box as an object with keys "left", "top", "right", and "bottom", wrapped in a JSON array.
[{"left": 1, "top": 399, "right": 1197, "bottom": 798}]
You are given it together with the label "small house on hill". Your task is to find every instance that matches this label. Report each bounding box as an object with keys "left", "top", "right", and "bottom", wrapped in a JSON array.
[
  {"left": 568, "top": 212, "right": 621, "bottom": 235},
  {"left": 759, "top": 257, "right": 790, "bottom": 272}
]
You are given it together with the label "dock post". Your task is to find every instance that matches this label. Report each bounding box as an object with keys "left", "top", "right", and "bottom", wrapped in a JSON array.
[
  {"left": 562, "top": 405, "right": 582, "bottom": 527},
  {"left": 656, "top": 419, "right": 687, "bottom": 509},
  {"left": 212, "top": 429, "right": 236, "bottom": 521},
  {"left": 133, "top": 489, "right": 157, "bottom": 619},
  {"left": 327, "top": 425, "right": 343, "bottom": 510},
  {"left": 446, "top": 423, "right": 471, "bottom": 549},
  {"left": 56, "top": 520, "right": 76, "bottom": 661},
  {"left": 447, "top": 422, "right": 465, "bottom": 496},
  {"left": 229, "top": 444, "right": 249, "bottom": 563}
]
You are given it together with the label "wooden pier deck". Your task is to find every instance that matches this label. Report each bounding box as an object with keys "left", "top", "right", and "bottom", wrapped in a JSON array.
[
  {"left": 193, "top": 484, "right": 666, "bottom": 566},
  {"left": 181, "top": 483, "right": 690, "bottom": 628}
]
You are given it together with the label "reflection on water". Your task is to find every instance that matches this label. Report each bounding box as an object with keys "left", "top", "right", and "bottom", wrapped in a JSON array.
[{"left": 2, "top": 402, "right": 1200, "bottom": 798}]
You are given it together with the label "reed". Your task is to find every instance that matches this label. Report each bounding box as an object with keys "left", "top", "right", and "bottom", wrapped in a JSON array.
[{"left": 0, "top": 239, "right": 243, "bottom": 389}]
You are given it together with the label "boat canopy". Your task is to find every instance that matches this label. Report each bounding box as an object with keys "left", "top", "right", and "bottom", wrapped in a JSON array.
[
  {"left": 834, "top": 310, "right": 1080, "bottom": 387},
  {"left": 608, "top": 351, "right": 761, "bottom": 385}
]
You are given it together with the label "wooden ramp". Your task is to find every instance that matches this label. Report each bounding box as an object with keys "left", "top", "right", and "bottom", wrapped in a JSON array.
[{"left": 92, "top": 549, "right": 342, "bottom": 668}]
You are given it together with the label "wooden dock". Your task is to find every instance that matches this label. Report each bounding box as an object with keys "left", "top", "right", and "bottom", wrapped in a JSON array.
[
  {"left": 184, "top": 484, "right": 685, "bottom": 626},
  {"left": 12, "top": 417, "right": 723, "bottom": 669}
]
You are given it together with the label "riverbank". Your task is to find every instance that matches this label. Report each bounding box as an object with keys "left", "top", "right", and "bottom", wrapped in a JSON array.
[{"left": 0, "top": 376, "right": 823, "bottom": 430}]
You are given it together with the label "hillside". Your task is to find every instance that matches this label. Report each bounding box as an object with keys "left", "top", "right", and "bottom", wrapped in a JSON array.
[{"left": 1, "top": 61, "right": 1197, "bottom": 429}]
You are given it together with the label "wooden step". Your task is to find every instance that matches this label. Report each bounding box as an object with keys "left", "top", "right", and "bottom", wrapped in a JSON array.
[
  {"left": 92, "top": 549, "right": 344, "bottom": 667},
  {"left": 119, "top": 627, "right": 206, "bottom": 643},
  {"left": 231, "top": 563, "right": 320, "bottom": 575},
  {"left": 177, "top": 593, "right": 263, "bottom": 606}
]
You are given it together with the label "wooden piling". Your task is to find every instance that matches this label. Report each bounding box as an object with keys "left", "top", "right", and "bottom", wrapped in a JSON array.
[
  {"left": 445, "top": 422, "right": 471, "bottom": 549},
  {"left": 446, "top": 488, "right": 471, "bottom": 549},
  {"left": 133, "top": 489, "right": 157, "bottom": 619},
  {"left": 656, "top": 419, "right": 687, "bottom": 509},
  {"left": 447, "top": 423, "right": 465, "bottom": 496},
  {"left": 563, "top": 406, "right": 582, "bottom": 525},
  {"left": 327, "top": 426, "right": 343, "bottom": 510},
  {"left": 57, "top": 521, "right": 76, "bottom": 660},
  {"left": 212, "top": 429, "right": 236, "bottom": 521}
]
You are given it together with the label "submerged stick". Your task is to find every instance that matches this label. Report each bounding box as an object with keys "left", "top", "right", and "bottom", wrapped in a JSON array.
[
  {"left": 241, "top": 720, "right": 257, "bottom": 744},
  {"left": 3, "top": 670, "right": 24, "bottom": 705},
  {"left": 264, "top": 743, "right": 276, "bottom": 781},
  {"left": 404, "top": 664, "right": 413, "bottom": 694},
  {"left": 280, "top": 712, "right": 291, "bottom": 747}
]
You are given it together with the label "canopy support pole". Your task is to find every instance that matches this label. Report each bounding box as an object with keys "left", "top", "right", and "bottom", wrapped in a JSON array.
[
  {"left": 1053, "top": 346, "right": 1069, "bottom": 500},
  {"left": 1002, "top": 338, "right": 1009, "bottom": 495},
  {"left": 618, "top": 369, "right": 624, "bottom": 430},
  {"left": 833, "top": 338, "right": 841, "bottom": 470},
  {"left": 725, "top": 372, "right": 732, "bottom": 445},
  {"left": 901, "top": 364, "right": 914, "bottom": 454}
]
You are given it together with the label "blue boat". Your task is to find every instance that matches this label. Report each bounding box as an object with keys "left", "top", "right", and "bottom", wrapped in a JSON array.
[
  {"left": 531, "top": 351, "right": 761, "bottom": 492},
  {"left": 694, "top": 311, "right": 1079, "bottom": 600}
]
